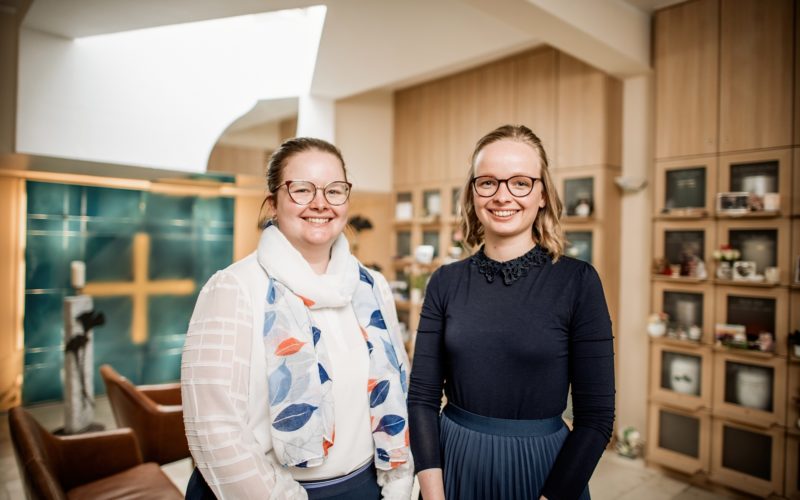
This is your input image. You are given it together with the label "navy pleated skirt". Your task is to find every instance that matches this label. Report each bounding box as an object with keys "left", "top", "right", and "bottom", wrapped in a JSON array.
[{"left": 440, "top": 403, "right": 590, "bottom": 500}]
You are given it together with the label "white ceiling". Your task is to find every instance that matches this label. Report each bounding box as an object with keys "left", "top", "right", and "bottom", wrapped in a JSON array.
[{"left": 22, "top": 0, "right": 672, "bottom": 102}]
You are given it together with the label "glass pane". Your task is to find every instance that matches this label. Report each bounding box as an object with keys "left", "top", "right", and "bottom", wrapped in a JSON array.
[
  {"left": 726, "top": 295, "right": 775, "bottom": 338},
  {"left": 730, "top": 161, "right": 779, "bottom": 195},
  {"left": 664, "top": 230, "right": 704, "bottom": 266},
  {"left": 729, "top": 229, "right": 777, "bottom": 274},
  {"left": 422, "top": 231, "right": 440, "bottom": 258},
  {"left": 665, "top": 167, "right": 706, "bottom": 210},
  {"left": 663, "top": 291, "right": 703, "bottom": 331},
  {"left": 660, "top": 352, "right": 702, "bottom": 396},
  {"left": 396, "top": 231, "right": 411, "bottom": 257},
  {"left": 658, "top": 410, "right": 699, "bottom": 458},
  {"left": 395, "top": 192, "right": 413, "bottom": 220},
  {"left": 724, "top": 361, "right": 774, "bottom": 412},
  {"left": 722, "top": 425, "right": 772, "bottom": 480},
  {"left": 423, "top": 190, "right": 441, "bottom": 217},
  {"left": 564, "top": 177, "right": 594, "bottom": 216},
  {"left": 452, "top": 187, "right": 461, "bottom": 216},
  {"left": 565, "top": 231, "right": 593, "bottom": 263}
]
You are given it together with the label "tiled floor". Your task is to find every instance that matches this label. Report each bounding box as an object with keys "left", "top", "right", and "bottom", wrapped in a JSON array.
[{"left": 1, "top": 398, "right": 748, "bottom": 499}]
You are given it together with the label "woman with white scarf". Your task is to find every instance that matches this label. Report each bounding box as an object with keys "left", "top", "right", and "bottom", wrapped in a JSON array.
[{"left": 182, "top": 137, "right": 413, "bottom": 499}]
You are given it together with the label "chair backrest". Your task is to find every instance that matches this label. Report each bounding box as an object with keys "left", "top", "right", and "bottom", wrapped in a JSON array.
[
  {"left": 8, "top": 407, "right": 68, "bottom": 500},
  {"left": 99, "top": 364, "right": 158, "bottom": 432}
]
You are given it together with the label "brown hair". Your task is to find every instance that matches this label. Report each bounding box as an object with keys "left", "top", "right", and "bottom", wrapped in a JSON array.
[
  {"left": 458, "top": 124, "right": 565, "bottom": 261},
  {"left": 259, "top": 137, "right": 347, "bottom": 227}
]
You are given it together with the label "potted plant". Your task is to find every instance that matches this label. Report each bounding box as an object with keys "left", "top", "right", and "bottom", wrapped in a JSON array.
[{"left": 712, "top": 244, "right": 740, "bottom": 280}]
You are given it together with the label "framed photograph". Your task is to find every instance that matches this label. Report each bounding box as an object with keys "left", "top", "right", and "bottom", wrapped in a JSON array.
[
  {"left": 716, "top": 192, "right": 749, "bottom": 215},
  {"left": 731, "top": 260, "right": 757, "bottom": 281}
]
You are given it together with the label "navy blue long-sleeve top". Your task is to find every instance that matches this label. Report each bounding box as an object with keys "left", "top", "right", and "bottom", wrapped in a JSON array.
[{"left": 408, "top": 245, "right": 615, "bottom": 500}]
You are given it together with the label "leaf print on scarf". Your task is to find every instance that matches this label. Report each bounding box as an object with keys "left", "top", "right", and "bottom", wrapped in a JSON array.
[
  {"left": 323, "top": 429, "right": 335, "bottom": 456},
  {"left": 298, "top": 295, "right": 315, "bottom": 307},
  {"left": 382, "top": 338, "right": 401, "bottom": 372},
  {"left": 312, "top": 326, "right": 321, "bottom": 346},
  {"left": 399, "top": 364, "right": 408, "bottom": 394},
  {"left": 372, "top": 414, "right": 405, "bottom": 436},
  {"left": 275, "top": 337, "right": 306, "bottom": 356},
  {"left": 272, "top": 403, "right": 317, "bottom": 432},
  {"left": 287, "top": 373, "right": 311, "bottom": 401},
  {"left": 369, "top": 380, "right": 390, "bottom": 408},
  {"left": 367, "top": 378, "right": 379, "bottom": 392},
  {"left": 368, "top": 310, "right": 386, "bottom": 330},
  {"left": 376, "top": 448, "right": 390, "bottom": 462},
  {"left": 267, "top": 278, "right": 277, "bottom": 304},
  {"left": 268, "top": 361, "right": 292, "bottom": 406},
  {"left": 318, "top": 363, "right": 331, "bottom": 384},
  {"left": 263, "top": 311, "right": 277, "bottom": 337},
  {"left": 359, "top": 266, "right": 374, "bottom": 287}
]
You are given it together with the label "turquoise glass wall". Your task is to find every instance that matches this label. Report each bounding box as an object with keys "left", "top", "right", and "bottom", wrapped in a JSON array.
[{"left": 24, "top": 181, "right": 234, "bottom": 404}]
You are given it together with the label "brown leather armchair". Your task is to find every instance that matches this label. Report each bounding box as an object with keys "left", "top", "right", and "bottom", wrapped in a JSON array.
[
  {"left": 8, "top": 406, "right": 182, "bottom": 499},
  {"left": 99, "top": 364, "right": 189, "bottom": 465}
]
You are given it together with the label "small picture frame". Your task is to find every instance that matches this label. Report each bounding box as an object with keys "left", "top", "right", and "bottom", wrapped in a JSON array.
[
  {"left": 732, "top": 260, "right": 757, "bottom": 281},
  {"left": 716, "top": 192, "right": 750, "bottom": 214}
]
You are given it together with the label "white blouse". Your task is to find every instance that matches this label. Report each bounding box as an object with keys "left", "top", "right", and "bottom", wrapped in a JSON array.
[{"left": 181, "top": 233, "right": 413, "bottom": 499}]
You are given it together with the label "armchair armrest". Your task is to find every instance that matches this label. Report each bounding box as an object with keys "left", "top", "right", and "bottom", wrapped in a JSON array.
[
  {"left": 138, "top": 383, "right": 181, "bottom": 406},
  {"left": 57, "top": 428, "right": 144, "bottom": 489}
]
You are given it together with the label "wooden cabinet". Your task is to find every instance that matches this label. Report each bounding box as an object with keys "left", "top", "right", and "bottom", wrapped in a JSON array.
[
  {"left": 712, "top": 351, "right": 787, "bottom": 428},
  {"left": 650, "top": 341, "right": 713, "bottom": 410},
  {"left": 719, "top": 0, "right": 794, "bottom": 152},
  {"left": 651, "top": 281, "right": 714, "bottom": 344},
  {"left": 714, "top": 285, "right": 790, "bottom": 357},
  {"left": 654, "top": 0, "right": 719, "bottom": 159},
  {"left": 717, "top": 148, "right": 793, "bottom": 216},
  {"left": 787, "top": 434, "right": 800, "bottom": 499}
]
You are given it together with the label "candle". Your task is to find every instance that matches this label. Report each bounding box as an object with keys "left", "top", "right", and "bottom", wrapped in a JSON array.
[{"left": 70, "top": 261, "right": 85, "bottom": 289}]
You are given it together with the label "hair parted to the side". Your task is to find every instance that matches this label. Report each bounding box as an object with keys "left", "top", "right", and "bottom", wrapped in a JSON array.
[
  {"left": 258, "top": 137, "right": 347, "bottom": 228},
  {"left": 458, "top": 124, "right": 565, "bottom": 261}
]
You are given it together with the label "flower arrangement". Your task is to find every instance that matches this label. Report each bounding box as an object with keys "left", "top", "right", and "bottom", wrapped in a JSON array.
[{"left": 712, "top": 244, "right": 740, "bottom": 262}]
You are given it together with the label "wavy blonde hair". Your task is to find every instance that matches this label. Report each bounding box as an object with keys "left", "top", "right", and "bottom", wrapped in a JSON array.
[{"left": 458, "top": 124, "right": 565, "bottom": 261}]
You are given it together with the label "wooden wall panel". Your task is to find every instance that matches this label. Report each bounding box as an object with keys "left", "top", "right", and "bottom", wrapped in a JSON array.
[
  {"left": 476, "top": 58, "right": 517, "bottom": 135},
  {"left": 514, "top": 48, "right": 557, "bottom": 163},
  {"left": 0, "top": 177, "right": 24, "bottom": 410},
  {"left": 654, "top": 0, "right": 719, "bottom": 159},
  {"left": 346, "top": 191, "right": 393, "bottom": 274},
  {"left": 207, "top": 144, "right": 267, "bottom": 177},
  {"left": 719, "top": 0, "right": 793, "bottom": 152},
  {"left": 795, "top": 1, "right": 800, "bottom": 147},
  {"left": 557, "top": 53, "right": 620, "bottom": 169},
  {"left": 447, "top": 70, "right": 479, "bottom": 180}
]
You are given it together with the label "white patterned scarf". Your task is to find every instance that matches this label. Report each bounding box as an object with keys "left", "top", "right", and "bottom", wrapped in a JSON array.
[{"left": 257, "top": 225, "right": 409, "bottom": 471}]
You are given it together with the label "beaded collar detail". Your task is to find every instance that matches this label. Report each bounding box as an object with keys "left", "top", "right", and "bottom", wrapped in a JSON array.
[{"left": 470, "top": 245, "right": 549, "bottom": 285}]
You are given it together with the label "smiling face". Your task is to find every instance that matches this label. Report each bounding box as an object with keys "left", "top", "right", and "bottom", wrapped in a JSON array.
[
  {"left": 472, "top": 139, "right": 546, "bottom": 250},
  {"left": 270, "top": 149, "right": 349, "bottom": 258}
]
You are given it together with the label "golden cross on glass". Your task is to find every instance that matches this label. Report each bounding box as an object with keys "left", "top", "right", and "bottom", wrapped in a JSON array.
[{"left": 83, "top": 233, "right": 195, "bottom": 344}]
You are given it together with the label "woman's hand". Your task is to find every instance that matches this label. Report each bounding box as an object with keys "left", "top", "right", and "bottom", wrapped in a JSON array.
[{"left": 417, "top": 468, "right": 445, "bottom": 500}]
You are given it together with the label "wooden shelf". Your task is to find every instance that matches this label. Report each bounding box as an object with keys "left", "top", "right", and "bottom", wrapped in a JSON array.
[
  {"left": 652, "top": 274, "right": 710, "bottom": 284},
  {"left": 712, "top": 344, "right": 782, "bottom": 360},
  {"left": 713, "top": 278, "right": 782, "bottom": 288},
  {"left": 656, "top": 209, "right": 710, "bottom": 220},
  {"left": 562, "top": 215, "right": 596, "bottom": 223},
  {"left": 715, "top": 210, "right": 781, "bottom": 219},
  {"left": 650, "top": 336, "right": 706, "bottom": 349}
]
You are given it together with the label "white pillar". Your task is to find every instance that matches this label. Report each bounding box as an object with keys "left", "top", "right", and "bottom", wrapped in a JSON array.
[
  {"left": 297, "top": 94, "right": 335, "bottom": 142},
  {"left": 616, "top": 74, "right": 654, "bottom": 436}
]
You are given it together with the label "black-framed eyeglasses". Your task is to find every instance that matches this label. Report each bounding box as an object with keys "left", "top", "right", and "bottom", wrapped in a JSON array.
[
  {"left": 471, "top": 175, "right": 541, "bottom": 198},
  {"left": 276, "top": 180, "right": 352, "bottom": 206}
]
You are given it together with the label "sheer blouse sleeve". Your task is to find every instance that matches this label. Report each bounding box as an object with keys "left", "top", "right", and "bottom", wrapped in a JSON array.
[{"left": 181, "top": 270, "right": 307, "bottom": 500}]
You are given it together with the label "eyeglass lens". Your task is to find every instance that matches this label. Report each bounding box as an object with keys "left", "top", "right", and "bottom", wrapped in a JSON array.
[{"left": 286, "top": 181, "right": 351, "bottom": 205}]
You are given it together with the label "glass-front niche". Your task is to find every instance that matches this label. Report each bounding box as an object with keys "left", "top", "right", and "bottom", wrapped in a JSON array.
[
  {"left": 664, "top": 230, "right": 705, "bottom": 268},
  {"left": 721, "top": 424, "right": 772, "bottom": 481},
  {"left": 565, "top": 231, "right": 593, "bottom": 263},
  {"left": 658, "top": 409, "right": 700, "bottom": 458},
  {"left": 729, "top": 229, "right": 777, "bottom": 275},
  {"left": 563, "top": 177, "right": 594, "bottom": 217},
  {"left": 665, "top": 167, "right": 706, "bottom": 212},
  {"left": 724, "top": 361, "right": 774, "bottom": 412},
  {"left": 663, "top": 291, "right": 703, "bottom": 338},
  {"left": 661, "top": 351, "right": 702, "bottom": 397}
]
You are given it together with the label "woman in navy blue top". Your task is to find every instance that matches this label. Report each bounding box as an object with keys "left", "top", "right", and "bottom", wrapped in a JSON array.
[{"left": 408, "top": 125, "right": 615, "bottom": 500}]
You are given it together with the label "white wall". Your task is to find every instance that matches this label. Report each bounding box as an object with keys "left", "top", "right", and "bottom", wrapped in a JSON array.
[
  {"left": 16, "top": 7, "right": 325, "bottom": 172},
  {"left": 335, "top": 90, "right": 393, "bottom": 193}
]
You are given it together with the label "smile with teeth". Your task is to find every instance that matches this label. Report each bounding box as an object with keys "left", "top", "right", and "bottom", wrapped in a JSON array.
[
  {"left": 304, "top": 217, "right": 332, "bottom": 224},
  {"left": 490, "top": 209, "right": 518, "bottom": 217}
]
